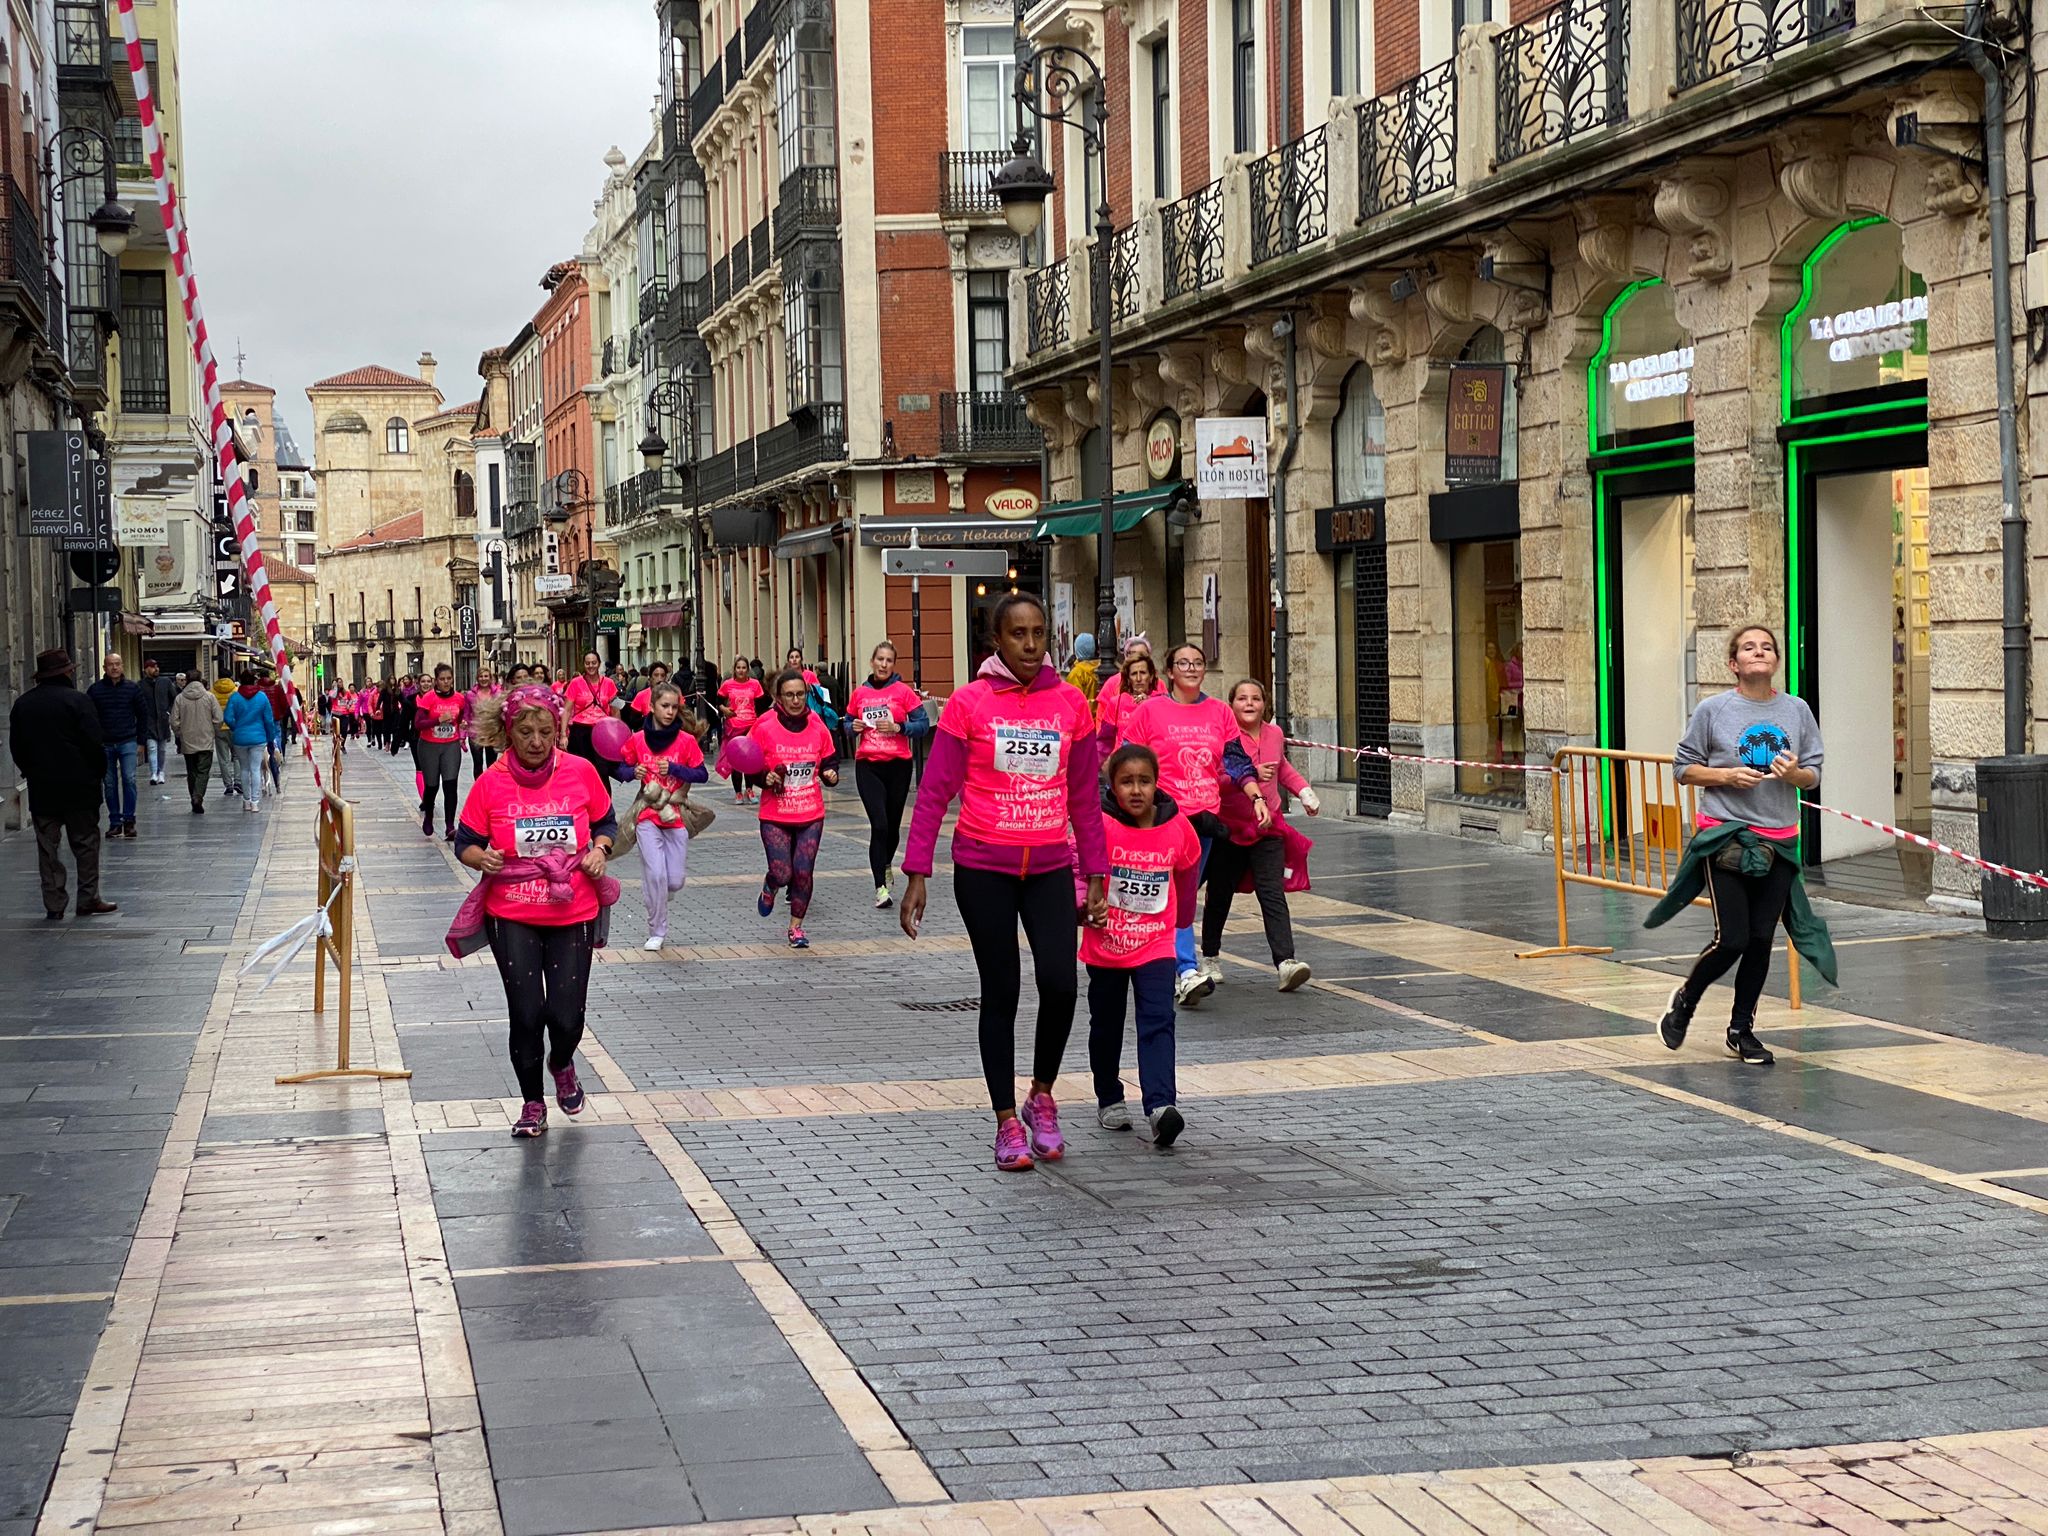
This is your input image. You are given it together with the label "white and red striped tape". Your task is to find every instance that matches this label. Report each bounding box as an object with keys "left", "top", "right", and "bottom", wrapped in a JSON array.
[
  {"left": 1284, "top": 735, "right": 2048, "bottom": 895},
  {"left": 114, "top": 0, "right": 317, "bottom": 787}
]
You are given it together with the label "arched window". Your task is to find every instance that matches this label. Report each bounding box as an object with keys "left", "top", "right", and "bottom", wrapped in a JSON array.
[
  {"left": 385, "top": 417, "right": 410, "bottom": 454},
  {"left": 1332, "top": 364, "right": 1385, "bottom": 504}
]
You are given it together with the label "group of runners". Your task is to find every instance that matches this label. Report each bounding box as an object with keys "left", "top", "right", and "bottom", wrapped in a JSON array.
[{"left": 443, "top": 606, "right": 1826, "bottom": 1161}]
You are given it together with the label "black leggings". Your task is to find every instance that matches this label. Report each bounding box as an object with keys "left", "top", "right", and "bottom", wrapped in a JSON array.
[
  {"left": 855, "top": 758, "right": 913, "bottom": 886},
  {"left": 471, "top": 744, "right": 498, "bottom": 779},
  {"left": 953, "top": 864, "right": 1079, "bottom": 1113},
  {"left": 483, "top": 914, "right": 596, "bottom": 1101},
  {"left": 567, "top": 722, "right": 605, "bottom": 774},
  {"left": 414, "top": 741, "right": 461, "bottom": 829},
  {"left": 1680, "top": 854, "right": 1799, "bottom": 1028},
  {"left": 1201, "top": 836, "right": 1295, "bottom": 964}
]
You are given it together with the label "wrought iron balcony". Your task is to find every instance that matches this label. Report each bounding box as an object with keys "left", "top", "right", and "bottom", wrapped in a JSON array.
[
  {"left": 689, "top": 274, "right": 713, "bottom": 325},
  {"left": 1107, "top": 225, "right": 1140, "bottom": 326},
  {"left": 687, "top": 61, "right": 723, "bottom": 135},
  {"left": 774, "top": 166, "right": 839, "bottom": 252},
  {"left": 1162, "top": 180, "right": 1223, "bottom": 302},
  {"left": 696, "top": 439, "right": 756, "bottom": 504},
  {"left": 939, "top": 150, "right": 1007, "bottom": 218},
  {"left": 605, "top": 484, "right": 623, "bottom": 527},
  {"left": 1358, "top": 59, "right": 1457, "bottom": 221},
  {"left": 1249, "top": 125, "right": 1329, "bottom": 267},
  {"left": 601, "top": 336, "right": 619, "bottom": 377},
  {"left": 724, "top": 33, "right": 742, "bottom": 94},
  {"left": 939, "top": 392, "right": 1042, "bottom": 456},
  {"left": 0, "top": 178, "right": 53, "bottom": 336},
  {"left": 711, "top": 253, "right": 730, "bottom": 310},
  {"left": 756, "top": 404, "right": 846, "bottom": 483},
  {"left": 504, "top": 501, "right": 541, "bottom": 541},
  {"left": 402, "top": 619, "right": 423, "bottom": 640},
  {"left": 731, "top": 235, "right": 752, "bottom": 293},
  {"left": 664, "top": 98, "right": 691, "bottom": 159},
  {"left": 744, "top": 0, "right": 772, "bottom": 64},
  {"left": 313, "top": 624, "right": 334, "bottom": 645},
  {"left": 666, "top": 275, "right": 703, "bottom": 333},
  {"left": 1026, "top": 261, "right": 1069, "bottom": 354},
  {"left": 374, "top": 620, "right": 394, "bottom": 640},
  {"left": 751, "top": 217, "right": 770, "bottom": 274},
  {"left": 348, "top": 621, "right": 365, "bottom": 641},
  {"left": 1496, "top": 0, "right": 1630, "bottom": 165},
  {"left": 1677, "top": 0, "right": 1854, "bottom": 91},
  {"left": 639, "top": 275, "right": 667, "bottom": 327}
]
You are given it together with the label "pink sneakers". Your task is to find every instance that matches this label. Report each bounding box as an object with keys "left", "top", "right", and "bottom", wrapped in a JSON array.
[
  {"left": 1020, "top": 1089, "right": 1065, "bottom": 1161},
  {"left": 552, "top": 1063, "right": 585, "bottom": 1116},
  {"left": 994, "top": 1117, "right": 1034, "bottom": 1172},
  {"left": 511, "top": 1100, "right": 547, "bottom": 1139}
]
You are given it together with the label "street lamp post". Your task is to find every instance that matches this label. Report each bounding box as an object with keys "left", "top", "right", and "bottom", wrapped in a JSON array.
[
  {"left": 638, "top": 378, "right": 703, "bottom": 685},
  {"left": 992, "top": 46, "right": 1116, "bottom": 660}
]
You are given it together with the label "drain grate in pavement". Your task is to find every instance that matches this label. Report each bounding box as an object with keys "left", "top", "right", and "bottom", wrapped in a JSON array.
[
  {"left": 1034, "top": 1141, "right": 1399, "bottom": 1211},
  {"left": 899, "top": 997, "right": 980, "bottom": 1013}
]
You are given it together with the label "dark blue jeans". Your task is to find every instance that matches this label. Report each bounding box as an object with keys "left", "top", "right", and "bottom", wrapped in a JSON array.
[
  {"left": 102, "top": 742, "right": 137, "bottom": 828},
  {"left": 1088, "top": 956, "right": 1179, "bottom": 1113}
]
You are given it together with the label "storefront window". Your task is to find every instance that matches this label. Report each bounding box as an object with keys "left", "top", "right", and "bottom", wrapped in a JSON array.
[
  {"left": 1447, "top": 326, "right": 1516, "bottom": 484},
  {"left": 1333, "top": 364, "right": 1385, "bottom": 504},
  {"left": 1336, "top": 552, "right": 1356, "bottom": 783},
  {"left": 1452, "top": 538, "right": 1523, "bottom": 800},
  {"left": 1591, "top": 280, "right": 1694, "bottom": 451},
  {"left": 1785, "top": 216, "right": 1928, "bottom": 414}
]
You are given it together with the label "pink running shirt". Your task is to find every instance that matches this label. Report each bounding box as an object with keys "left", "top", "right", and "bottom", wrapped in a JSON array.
[
  {"left": 1124, "top": 693, "right": 1236, "bottom": 817},
  {"left": 754, "top": 712, "right": 835, "bottom": 824},
  {"left": 457, "top": 751, "right": 613, "bottom": 923},
  {"left": 940, "top": 677, "right": 1096, "bottom": 845},
  {"left": 849, "top": 679, "right": 921, "bottom": 762}
]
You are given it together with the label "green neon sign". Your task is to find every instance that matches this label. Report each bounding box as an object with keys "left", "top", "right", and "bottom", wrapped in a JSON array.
[
  {"left": 1592, "top": 454, "right": 1697, "bottom": 753},
  {"left": 1588, "top": 278, "right": 1698, "bottom": 458}
]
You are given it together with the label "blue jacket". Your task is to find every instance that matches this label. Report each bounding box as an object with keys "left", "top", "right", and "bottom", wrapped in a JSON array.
[{"left": 224, "top": 688, "right": 280, "bottom": 748}]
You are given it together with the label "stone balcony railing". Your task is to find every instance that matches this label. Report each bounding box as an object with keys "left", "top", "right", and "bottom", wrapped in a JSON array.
[{"left": 1013, "top": 0, "right": 1942, "bottom": 372}]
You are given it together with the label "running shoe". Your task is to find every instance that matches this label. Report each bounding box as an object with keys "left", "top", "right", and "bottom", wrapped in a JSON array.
[
  {"left": 734, "top": 788, "right": 747, "bottom": 804},
  {"left": 644, "top": 935, "right": 665, "bottom": 951},
  {"left": 552, "top": 1063, "right": 585, "bottom": 1114},
  {"left": 1174, "top": 969, "right": 1214, "bottom": 1008},
  {"left": 1019, "top": 1088, "right": 1065, "bottom": 1160},
  {"left": 1147, "top": 1105, "right": 1185, "bottom": 1147},
  {"left": 1726, "top": 1025, "right": 1775, "bottom": 1066},
  {"left": 787, "top": 924, "right": 809, "bottom": 949},
  {"left": 874, "top": 884, "right": 892, "bottom": 909},
  {"left": 1276, "top": 958, "right": 1312, "bottom": 992},
  {"left": 1200, "top": 955, "right": 1224, "bottom": 986},
  {"left": 1097, "top": 1100, "right": 1131, "bottom": 1131},
  {"left": 757, "top": 883, "right": 777, "bottom": 917},
  {"left": 511, "top": 1100, "right": 548, "bottom": 1138},
  {"left": 993, "top": 1116, "right": 1034, "bottom": 1172},
  {"left": 1658, "top": 985, "right": 1695, "bottom": 1051}
]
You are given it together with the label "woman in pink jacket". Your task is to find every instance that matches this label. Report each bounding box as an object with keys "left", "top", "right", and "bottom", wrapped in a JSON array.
[{"left": 1201, "top": 679, "right": 1321, "bottom": 992}]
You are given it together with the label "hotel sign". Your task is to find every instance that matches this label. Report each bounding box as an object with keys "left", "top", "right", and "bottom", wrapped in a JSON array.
[{"left": 1445, "top": 365, "right": 1506, "bottom": 483}]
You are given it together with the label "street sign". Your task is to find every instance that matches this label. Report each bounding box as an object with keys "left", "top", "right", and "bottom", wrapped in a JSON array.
[
  {"left": 69, "top": 587, "right": 121, "bottom": 613},
  {"left": 68, "top": 548, "right": 119, "bottom": 584},
  {"left": 535, "top": 573, "right": 574, "bottom": 594},
  {"left": 884, "top": 548, "right": 1009, "bottom": 578},
  {"left": 24, "top": 431, "right": 91, "bottom": 541},
  {"left": 595, "top": 606, "right": 626, "bottom": 633},
  {"left": 456, "top": 604, "right": 477, "bottom": 651},
  {"left": 214, "top": 622, "right": 233, "bottom": 641}
]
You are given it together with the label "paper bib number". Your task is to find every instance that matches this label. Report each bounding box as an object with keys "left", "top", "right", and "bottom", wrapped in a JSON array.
[
  {"left": 513, "top": 814, "right": 576, "bottom": 858},
  {"left": 992, "top": 725, "right": 1061, "bottom": 778},
  {"left": 781, "top": 760, "right": 818, "bottom": 790},
  {"left": 1109, "top": 864, "right": 1170, "bottom": 915},
  {"left": 861, "top": 704, "right": 892, "bottom": 729}
]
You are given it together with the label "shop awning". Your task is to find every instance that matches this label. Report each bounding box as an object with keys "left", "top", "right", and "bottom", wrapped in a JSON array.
[
  {"left": 1033, "top": 482, "right": 1190, "bottom": 540},
  {"left": 773, "top": 519, "right": 848, "bottom": 560},
  {"left": 640, "top": 603, "right": 686, "bottom": 630}
]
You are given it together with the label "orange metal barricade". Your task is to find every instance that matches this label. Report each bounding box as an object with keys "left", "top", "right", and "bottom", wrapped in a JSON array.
[{"left": 1515, "top": 747, "right": 1800, "bottom": 1010}]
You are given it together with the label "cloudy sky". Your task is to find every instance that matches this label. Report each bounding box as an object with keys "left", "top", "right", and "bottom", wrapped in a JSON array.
[{"left": 181, "top": 0, "right": 656, "bottom": 448}]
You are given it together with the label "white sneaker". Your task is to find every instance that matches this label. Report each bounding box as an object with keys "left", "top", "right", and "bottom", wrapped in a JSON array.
[
  {"left": 644, "top": 935, "right": 665, "bottom": 951},
  {"left": 1174, "top": 969, "right": 1213, "bottom": 1008},
  {"left": 874, "top": 884, "right": 892, "bottom": 909},
  {"left": 1200, "top": 955, "right": 1224, "bottom": 985},
  {"left": 1147, "top": 1105, "right": 1185, "bottom": 1147},
  {"left": 1097, "top": 1101, "right": 1131, "bottom": 1131},
  {"left": 1276, "top": 958, "right": 1312, "bottom": 992}
]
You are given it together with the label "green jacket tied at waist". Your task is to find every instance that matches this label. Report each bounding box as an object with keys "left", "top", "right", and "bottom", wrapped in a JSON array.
[{"left": 1644, "top": 821, "right": 1838, "bottom": 986}]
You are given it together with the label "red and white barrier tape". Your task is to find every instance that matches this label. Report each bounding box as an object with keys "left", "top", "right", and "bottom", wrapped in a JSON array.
[
  {"left": 1285, "top": 735, "right": 2048, "bottom": 894},
  {"left": 116, "top": 1, "right": 317, "bottom": 788}
]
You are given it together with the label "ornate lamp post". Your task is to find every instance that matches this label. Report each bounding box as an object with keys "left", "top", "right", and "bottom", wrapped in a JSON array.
[
  {"left": 637, "top": 377, "right": 705, "bottom": 680},
  {"left": 991, "top": 44, "right": 1116, "bottom": 659}
]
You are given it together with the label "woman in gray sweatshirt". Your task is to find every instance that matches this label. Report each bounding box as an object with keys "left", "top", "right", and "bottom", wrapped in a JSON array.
[{"left": 1658, "top": 624, "right": 1823, "bottom": 1065}]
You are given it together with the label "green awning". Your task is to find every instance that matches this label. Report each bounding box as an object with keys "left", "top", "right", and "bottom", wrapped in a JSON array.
[{"left": 1034, "top": 483, "right": 1189, "bottom": 540}]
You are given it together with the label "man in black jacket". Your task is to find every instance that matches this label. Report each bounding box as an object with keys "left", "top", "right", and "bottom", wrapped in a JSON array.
[
  {"left": 86, "top": 652, "right": 146, "bottom": 837},
  {"left": 138, "top": 658, "right": 176, "bottom": 785},
  {"left": 8, "top": 650, "right": 116, "bottom": 919}
]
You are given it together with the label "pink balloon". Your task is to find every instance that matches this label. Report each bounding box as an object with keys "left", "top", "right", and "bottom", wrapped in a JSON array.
[
  {"left": 723, "top": 731, "right": 766, "bottom": 776},
  {"left": 591, "top": 717, "right": 633, "bottom": 761}
]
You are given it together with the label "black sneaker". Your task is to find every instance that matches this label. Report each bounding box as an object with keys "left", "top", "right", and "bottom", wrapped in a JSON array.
[
  {"left": 1726, "top": 1025, "right": 1775, "bottom": 1065},
  {"left": 1657, "top": 985, "right": 1695, "bottom": 1050}
]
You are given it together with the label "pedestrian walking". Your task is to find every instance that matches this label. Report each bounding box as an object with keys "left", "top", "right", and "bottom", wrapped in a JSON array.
[
  {"left": 753, "top": 668, "right": 839, "bottom": 949},
  {"left": 138, "top": 659, "right": 176, "bottom": 785},
  {"left": 1651, "top": 624, "right": 1834, "bottom": 1066},
  {"left": 1065, "top": 632, "right": 1101, "bottom": 701},
  {"left": 169, "top": 674, "right": 223, "bottom": 814},
  {"left": 212, "top": 673, "right": 242, "bottom": 796},
  {"left": 902, "top": 592, "right": 1106, "bottom": 1172},
  {"left": 451, "top": 683, "right": 618, "bottom": 1139},
  {"left": 1095, "top": 649, "right": 1158, "bottom": 753},
  {"left": 846, "top": 640, "right": 926, "bottom": 909},
  {"left": 86, "top": 654, "right": 147, "bottom": 839},
  {"left": 716, "top": 657, "right": 765, "bottom": 802},
  {"left": 1086, "top": 743, "right": 1201, "bottom": 1146},
  {"left": 329, "top": 685, "right": 354, "bottom": 748},
  {"left": 467, "top": 665, "right": 502, "bottom": 778},
  {"left": 1202, "top": 679, "right": 1320, "bottom": 992},
  {"left": 1092, "top": 633, "right": 1150, "bottom": 732},
  {"left": 8, "top": 650, "right": 116, "bottom": 918},
  {"left": 223, "top": 671, "right": 280, "bottom": 813},
  {"left": 564, "top": 651, "right": 619, "bottom": 772},
  {"left": 617, "top": 681, "right": 709, "bottom": 950},
  {"left": 1124, "top": 642, "right": 1248, "bottom": 1008},
  {"left": 413, "top": 663, "right": 469, "bottom": 841}
]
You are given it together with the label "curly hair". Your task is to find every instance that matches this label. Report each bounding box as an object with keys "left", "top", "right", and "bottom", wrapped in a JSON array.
[{"left": 469, "top": 684, "right": 562, "bottom": 752}]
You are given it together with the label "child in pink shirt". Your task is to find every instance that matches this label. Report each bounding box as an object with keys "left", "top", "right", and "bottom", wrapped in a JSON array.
[{"left": 1204, "top": 679, "right": 1321, "bottom": 992}]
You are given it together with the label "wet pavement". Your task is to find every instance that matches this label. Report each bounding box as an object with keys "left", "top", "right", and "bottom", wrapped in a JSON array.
[{"left": 6, "top": 743, "right": 2048, "bottom": 1535}]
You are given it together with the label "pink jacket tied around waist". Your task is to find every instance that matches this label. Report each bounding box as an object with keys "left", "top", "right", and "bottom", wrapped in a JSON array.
[{"left": 445, "top": 848, "right": 621, "bottom": 958}]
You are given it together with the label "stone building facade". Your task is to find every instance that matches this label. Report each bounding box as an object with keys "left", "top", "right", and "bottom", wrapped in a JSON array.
[{"left": 1010, "top": 0, "right": 2043, "bottom": 906}]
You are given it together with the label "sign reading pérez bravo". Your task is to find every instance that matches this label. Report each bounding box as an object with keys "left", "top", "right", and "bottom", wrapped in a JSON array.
[
  {"left": 1194, "top": 417, "right": 1269, "bottom": 502},
  {"left": 22, "top": 430, "right": 106, "bottom": 546}
]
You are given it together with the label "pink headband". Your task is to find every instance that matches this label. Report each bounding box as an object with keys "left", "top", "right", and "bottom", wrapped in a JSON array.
[{"left": 502, "top": 683, "right": 564, "bottom": 729}]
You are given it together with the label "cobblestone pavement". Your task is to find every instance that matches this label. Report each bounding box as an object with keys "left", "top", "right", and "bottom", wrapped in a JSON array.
[{"left": 11, "top": 744, "right": 2048, "bottom": 1535}]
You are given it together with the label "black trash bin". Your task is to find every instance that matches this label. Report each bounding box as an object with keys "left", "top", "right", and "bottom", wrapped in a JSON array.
[{"left": 1977, "top": 755, "right": 2048, "bottom": 940}]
